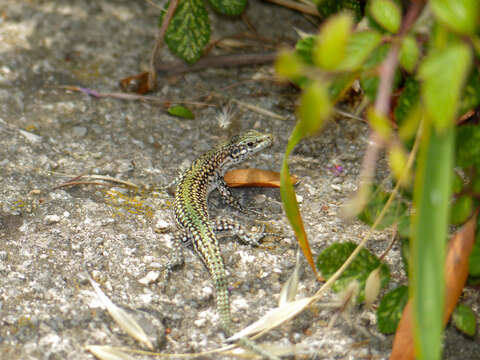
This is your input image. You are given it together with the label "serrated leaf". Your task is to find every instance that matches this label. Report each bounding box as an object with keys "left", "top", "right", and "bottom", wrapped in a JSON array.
[
  {"left": 418, "top": 43, "right": 472, "bottom": 131},
  {"left": 336, "top": 31, "right": 383, "bottom": 71},
  {"left": 207, "top": 0, "right": 246, "bottom": 15},
  {"left": 164, "top": 0, "right": 210, "bottom": 64},
  {"left": 399, "top": 35, "right": 420, "bottom": 73},
  {"left": 316, "top": 0, "right": 363, "bottom": 21},
  {"left": 376, "top": 285, "right": 408, "bottom": 334},
  {"left": 313, "top": 12, "right": 353, "bottom": 70},
  {"left": 468, "top": 234, "right": 480, "bottom": 276},
  {"left": 452, "top": 303, "right": 477, "bottom": 336},
  {"left": 358, "top": 185, "right": 408, "bottom": 230},
  {"left": 460, "top": 67, "right": 480, "bottom": 114},
  {"left": 430, "top": 0, "right": 479, "bottom": 35},
  {"left": 167, "top": 105, "right": 195, "bottom": 119},
  {"left": 394, "top": 77, "right": 420, "bottom": 124},
  {"left": 368, "top": 0, "right": 402, "bottom": 34},
  {"left": 456, "top": 125, "right": 480, "bottom": 169},
  {"left": 316, "top": 242, "right": 390, "bottom": 303}
]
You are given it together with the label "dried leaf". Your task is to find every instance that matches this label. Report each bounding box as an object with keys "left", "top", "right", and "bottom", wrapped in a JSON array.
[
  {"left": 390, "top": 214, "right": 477, "bottom": 360},
  {"left": 224, "top": 168, "right": 298, "bottom": 188},
  {"left": 119, "top": 72, "right": 151, "bottom": 94}
]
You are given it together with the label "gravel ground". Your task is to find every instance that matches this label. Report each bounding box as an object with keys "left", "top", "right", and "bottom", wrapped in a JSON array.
[{"left": 0, "top": 1, "right": 479, "bottom": 359}]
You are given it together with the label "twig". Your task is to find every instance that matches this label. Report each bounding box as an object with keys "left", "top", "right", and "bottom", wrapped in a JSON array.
[
  {"left": 148, "top": 0, "right": 180, "bottom": 90},
  {"left": 155, "top": 52, "right": 277, "bottom": 76},
  {"left": 352, "top": 0, "right": 426, "bottom": 215}
]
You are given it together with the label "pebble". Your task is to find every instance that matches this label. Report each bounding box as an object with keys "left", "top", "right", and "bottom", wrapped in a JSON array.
[{"left": 44, "top": 214, "right": 61, "bottom": 224}]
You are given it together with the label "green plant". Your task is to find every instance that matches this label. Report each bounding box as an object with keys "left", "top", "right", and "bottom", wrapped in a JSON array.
[
  {"left": 160, "top": 0, "right": 247, "bottom": 64},
  {"left": 276, "top": 1, "right": 480, "bottom": 359}
]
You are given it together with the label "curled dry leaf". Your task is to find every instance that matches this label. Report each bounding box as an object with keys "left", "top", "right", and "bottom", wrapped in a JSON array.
[
  {"left": 390, "top": 214, "right": 477, "bottom": 360},
  {"left": 119, "top": 71, "right": 152, "bottom": 94},
  {"left": 224, "top": 168, "right": 299, "bottom": 188},
  {"left": 365, "top": 267, "right": 382, "bottom": 309}
]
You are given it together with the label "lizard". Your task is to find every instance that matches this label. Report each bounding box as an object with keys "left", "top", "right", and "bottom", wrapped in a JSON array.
[{"left": 166, "top": 129, "right": 278, "bottom": 358}]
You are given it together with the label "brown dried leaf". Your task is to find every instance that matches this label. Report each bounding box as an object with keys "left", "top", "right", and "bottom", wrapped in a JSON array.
[
  {"left": 390, "top": 214, "right": 477, "bottom": 360},
  {"left": 119, "top": 72, "right": 151, "bottom": 94},
  {"left": 224, "top": 168, "right": 298, "bottom": 188}
]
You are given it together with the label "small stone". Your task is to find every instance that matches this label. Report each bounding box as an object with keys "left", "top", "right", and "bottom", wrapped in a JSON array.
[
  {"left": 138, "top": 271, "right": 160, "bottom": 285},
  {"left": 331, "top": 184, "right": 342, "bottom": 192},
  {"left": 44, "top": 214, "right": 61, "bottom": 224},
  {"left": 72, "top": 126, "right": 87, "bottom": 137}
]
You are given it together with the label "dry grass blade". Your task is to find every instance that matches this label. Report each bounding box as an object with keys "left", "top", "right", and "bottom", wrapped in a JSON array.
[
  {"left": 228, "top": 297, "right": 312, "bottom": 341},
  {"left": 278, "top": 249, "right": 301, "bottom": 306},
  {"left": 89, "top": 278, "right": 154, "bottom": 350},
  {"left": 86, "top": 345, "right": 135, "bottom": 360}
]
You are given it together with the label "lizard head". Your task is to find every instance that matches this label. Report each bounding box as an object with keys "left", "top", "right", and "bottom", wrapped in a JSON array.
[{"left": 226, "top": 129, "right": 273, "bottom": 165}]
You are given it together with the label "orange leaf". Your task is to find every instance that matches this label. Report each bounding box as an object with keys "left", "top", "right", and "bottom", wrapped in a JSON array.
[
  {"left": 390, "top": 213, "right": 477, "bottom": 360},
  {"left": 119, "top": 71, "right": 151, "bottom": 94},
  {"left": 224, "top": 168, "right": 299, "bottom": 188}
]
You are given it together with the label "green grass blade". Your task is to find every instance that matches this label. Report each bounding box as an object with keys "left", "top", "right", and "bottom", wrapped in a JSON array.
[{"left": 411, "top": 123, "right": 454, "bottom": 360}]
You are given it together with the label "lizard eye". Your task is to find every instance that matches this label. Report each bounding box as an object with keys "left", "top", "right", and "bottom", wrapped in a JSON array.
[{"left": 247, "top": 142, "right": 254, "bottom": 147}]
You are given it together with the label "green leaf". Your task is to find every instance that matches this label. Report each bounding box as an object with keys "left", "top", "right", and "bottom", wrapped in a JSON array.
[
  {"left": 430, "top": 0, "right": 479, "bottom": 35},
  {"left": 368, "top": 0, "right": 401, "bottom": 34},
  {"left": 399, "top": 35, "right": 420, "bottom": 73},
  {"left": 450, "top": 195, "right": 473, "bottom": 225},
  {"left": 377, "top": 285, "right": 409, "bottom": 334},
  {"left": 167, "top": 105, "right": 195, "bottom": 119},
  {"left": 460, "top": 67, "right": 480, "bottom": 114},
  {"left": 336, "top": 31, "right": 383, "bottom": 71},
  {"left": 275, "top": 49, "right": 303, "bottom": 80},
  {"left": 295, "top": 36, "right": 315, "bottom": 65},
  {"left": 468, "top": 234, "right": 480, "bottom": 276},
  {"left": 280, "top": 81, "right": 332, "bottom": 275},
  {"left": 315, "top": 0, "right": 363, "bottom": 21},
  {"left": 316, "top": 242, "right": 390, "bottom": 302},
  {"left": 313, "top": 13, "right": 353, "bottom": 70},
  {"left": 358, "top": 43, "right": 402, "bottom": 100},
  {"left": 451, "top": 172, "right": 463, "bottom": 194},
  {"left": 357, "top": 185, "right": 408, "bottom": 230},
  {"left": 296, "top": 81, "right": 332, "bottom": 137},
  {"left": 394, "top": 77, "right": 420, "bottom": 124},
  {"left": 418, "top": 43, "right": 472, "bottom": 131},
  {"left": 328, "top": 73, "right": 357, "bottom": 100},
  {"left": 411, "top": 124, "right": 454, "bottom": 360},
  {"left": 452, "top": 303, "right": 477, "bottom": 336},
  {"left": 207, "top": 0, "right": 246, "bottom": 15},
  {"left": 164, "top": 0, "right": 210, "bottom": 64},
  {"left": 456, "top": 125, "right": 480, "bottom": 169}
]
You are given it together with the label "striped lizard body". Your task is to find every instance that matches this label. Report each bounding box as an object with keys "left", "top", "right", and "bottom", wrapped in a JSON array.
[{"left": 172, "top": 130, "right": 273, "bottom": 337}]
